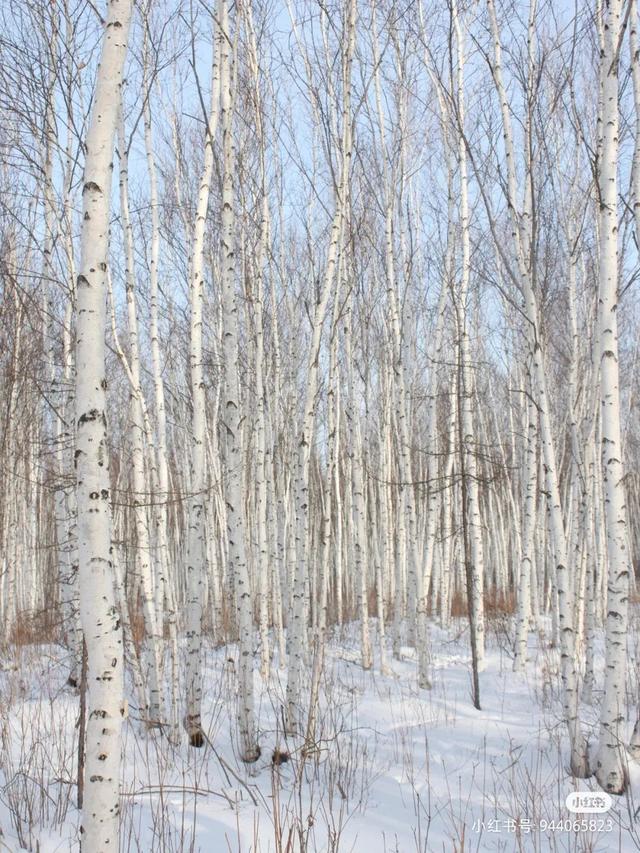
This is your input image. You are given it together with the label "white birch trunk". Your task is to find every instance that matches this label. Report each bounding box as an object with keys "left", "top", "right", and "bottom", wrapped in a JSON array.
[
  {"left": 514, "top": 396, "right": 537, "bottom": 671},
  {"left": 593, "top": 0, "right": 631, "bottom": 795},
  {"left": 285, "top": 0, "right": 356, "bottom": 731},
  {"left": 74, "top": 0, "right": 132, "bottom": 846},
  {"left": 117, "top": 114, "right": 163, "bottom": 726},
  {"left": 184, "top": 15, "right": 221, "bottom": 747},
  {"left": 142, "top": 63, "right": 180, "bottom": 741},
  {"left": 219, "top": 0, "right": 259, "bottom": 762},
  {"left": 486, "top": 0, "right": 588, "bottom": 775},
  {"left": 345, "top": 302, "right": 373, "bottom": 670},
  {"left": 453, "top": 2, "right": 485, "bottom": 669}
]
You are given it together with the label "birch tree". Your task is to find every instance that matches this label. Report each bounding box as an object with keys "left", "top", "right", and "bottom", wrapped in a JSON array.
[
  {"left": 482, "top": 0, "right": 589, "bottom": 777},
  {"left": 184, "top": 11, "right": 221, "bottom": 748},
  {"left": 74, "top": 0, "right": 132, "bottom": 846},
  {"left": 593, "top": 0, "right": 631, "bottom": 795},
  {"left": 285, "top": 0, "right": 357, "bottom": 732},
  {"left": 219, "top": 0, "right": 260, "bottom": 762}
]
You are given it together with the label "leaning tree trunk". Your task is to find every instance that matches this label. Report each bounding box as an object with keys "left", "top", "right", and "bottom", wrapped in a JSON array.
[
  {"left": 485, "top": 0, "right": 588, "bottom": 777},
  {"left": 74, "top": 0, "right": 132, "bottom": 849}
]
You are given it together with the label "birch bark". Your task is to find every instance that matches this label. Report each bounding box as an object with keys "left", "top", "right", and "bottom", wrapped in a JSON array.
[
  {"left": 184, "top": 13, "right": 221, "bottom": 747},
  {"left": 74, "top": 0, "right": 132, "bottom": 846},
  {"left": 485, "top": 0, "right": 588, "bottom": 776},
  {"left": 593, "top": 0, "right": 631, "bottom": 795},
  {"left": 117, "top": 113, "right": 163, "bottom": 726},
  {"left": 452, "top": 1, "right": 485, "bottom": 669},
  {"left": 285, "top": 0, "right": 356, "bottom": 731},
  {"left": 219, "top": 0, "right": 260, "bottom": 762}
]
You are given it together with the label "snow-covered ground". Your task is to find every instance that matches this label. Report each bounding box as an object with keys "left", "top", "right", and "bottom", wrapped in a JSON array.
[{"left": 2, "top": 619, "right": 640, "bottom": 852}]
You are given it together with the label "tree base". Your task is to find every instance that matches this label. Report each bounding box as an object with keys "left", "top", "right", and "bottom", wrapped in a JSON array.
[
  {"left": 593, "top": 757, "right": 628, "bottom": 794},
  {"left": 570, "top": 758, "right": 591, "bottom": 779},
  {"left": 272, "top": 748, "right": 289, "bottom": 766},
  {"left": 628, "top": 742, "right": 640, "bottom": 761},
  {"left": 594, "top": 770, "right": 627, "bottom": 794},
  {"left": 189, "top": 730, "right": 205, "bottom": 748},
  {"left": 184, "top": 714, "right": 205, "bottom": 748},
  {"left": 240, "top": 745, "right": 261, "bottom": 763},
  {"left": 628, "top": 720, "right": 640, "bottom": 761}
]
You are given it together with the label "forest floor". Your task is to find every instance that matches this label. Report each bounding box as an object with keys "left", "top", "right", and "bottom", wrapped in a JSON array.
[{"left": 2, "top": 616, "right": 640, "bottom": 853}]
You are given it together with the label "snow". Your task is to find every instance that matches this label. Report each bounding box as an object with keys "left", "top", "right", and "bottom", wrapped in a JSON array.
[{"left": 1, "top": 620, "right": 639, "bottom": 852}]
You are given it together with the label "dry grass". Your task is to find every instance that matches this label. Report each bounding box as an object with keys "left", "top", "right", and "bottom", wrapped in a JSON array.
[
  {"left": 447, "top": 588, "right": 515, "bottom": 618},
  {"left": 8, "top": 606, "right": 60, "bottom": 647}
]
